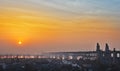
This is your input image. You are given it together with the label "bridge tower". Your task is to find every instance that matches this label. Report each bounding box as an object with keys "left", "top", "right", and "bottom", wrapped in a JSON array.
[
  {"left": 96, "top": 43, "right": 100, "bottom": 51},
  {"left": 113, "top": 48, "right": 117, "bottom": 64},
  {"left": 104, "top": 43, "right": 111, "bottom": 64},
  {"left": 105, "top": 43, "right": 110, "bottom": 52},
  {"left": 96, "top": 43, "right": 103, "bottom": 62}
]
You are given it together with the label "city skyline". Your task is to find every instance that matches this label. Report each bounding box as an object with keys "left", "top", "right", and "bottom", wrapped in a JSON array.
[{"left": 0, "top": 0, "right": 120, "bottom": 54}]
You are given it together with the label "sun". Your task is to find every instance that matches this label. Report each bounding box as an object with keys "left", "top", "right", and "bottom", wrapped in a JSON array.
[{"left": 18, "top": 41, "right": 22, "bottom": 45}]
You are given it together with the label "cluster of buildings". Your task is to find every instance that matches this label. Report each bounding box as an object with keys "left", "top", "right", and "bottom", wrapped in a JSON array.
[{"left": 0, "top": 43, "right": 120, "bottom": 71}]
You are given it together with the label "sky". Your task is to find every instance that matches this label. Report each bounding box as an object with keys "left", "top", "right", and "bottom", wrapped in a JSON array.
[{"left": 0, "top": 0, "right": 120, "bottom": 54}]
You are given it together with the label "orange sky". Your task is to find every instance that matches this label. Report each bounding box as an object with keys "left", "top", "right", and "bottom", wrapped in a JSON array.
[{"left": 0, "top": 0, "right": 120, "bottom": 54}]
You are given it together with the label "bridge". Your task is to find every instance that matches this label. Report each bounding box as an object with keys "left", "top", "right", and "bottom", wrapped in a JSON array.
[
  {"left": 0, "top": 43, "right": 120, "bottom": 64},
  {"left": 44, "top": 43, "right": 120, "bottom": 64}
]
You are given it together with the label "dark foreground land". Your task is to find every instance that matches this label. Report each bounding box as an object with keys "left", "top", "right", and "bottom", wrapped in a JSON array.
[{"left": 0, "top": 58, "right": 120, "bottom": 71}]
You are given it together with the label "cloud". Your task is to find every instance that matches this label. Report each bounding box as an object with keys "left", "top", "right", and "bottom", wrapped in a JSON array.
[{"left": 1, "top": 0, "right": 120, "bottom": 16}]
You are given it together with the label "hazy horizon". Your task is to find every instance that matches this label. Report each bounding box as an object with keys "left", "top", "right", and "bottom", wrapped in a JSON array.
[{"left": 0, "top": 0, "right": 120, "bottom": 54}]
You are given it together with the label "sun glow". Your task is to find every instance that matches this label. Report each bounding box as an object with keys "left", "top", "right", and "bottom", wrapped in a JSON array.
[{"left": 18, "top": 41, "right": 22, "bottom": 45}]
